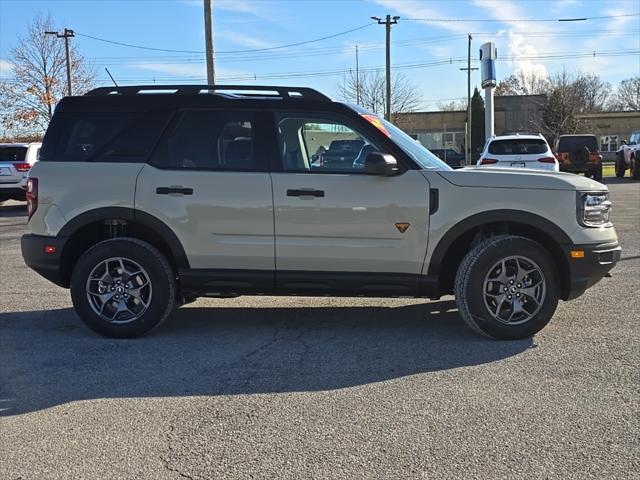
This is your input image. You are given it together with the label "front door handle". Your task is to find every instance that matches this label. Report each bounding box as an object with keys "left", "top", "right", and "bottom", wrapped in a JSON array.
[
  {"left": 287, "top": 189, "right": 325, "bottom": 198},
  {"left": 156, "top": 186, "right": 194, "bottom": 195}
]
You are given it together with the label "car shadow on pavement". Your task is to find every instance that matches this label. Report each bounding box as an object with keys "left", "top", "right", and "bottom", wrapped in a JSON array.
[{"left": 0, "top": 300, "right": 532, "bottom": 416}]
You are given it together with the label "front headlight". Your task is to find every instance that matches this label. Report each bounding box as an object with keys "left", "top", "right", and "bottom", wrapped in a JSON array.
[{"left": 577, "top": 192, "right": 612, "bottom": 227}]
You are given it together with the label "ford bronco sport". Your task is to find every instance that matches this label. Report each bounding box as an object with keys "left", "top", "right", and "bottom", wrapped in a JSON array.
[{"left": 21, "top": 85, "right": 621, "bottom": 340}]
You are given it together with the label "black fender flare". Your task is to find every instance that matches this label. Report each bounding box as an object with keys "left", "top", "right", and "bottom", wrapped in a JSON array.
[
  {"left": 427, "top": 209, "right": 572, "bottom": 277},
  {"left": 58, "top": 206, "right": 189, "bottom": 269}
]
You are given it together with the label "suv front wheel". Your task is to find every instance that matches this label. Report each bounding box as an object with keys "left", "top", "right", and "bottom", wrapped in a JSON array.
[
  {"left": 70, "top": 238, "right": 176, "bottom": 338},
  {"left": 454, "top": 235, "right": 559, "bottom": 340}
]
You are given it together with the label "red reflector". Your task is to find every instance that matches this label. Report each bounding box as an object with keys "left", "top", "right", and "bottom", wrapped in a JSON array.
[
  {"left": 13, "top": 162, "right": 31, "bottom": 172},
  {"left": 27, "top": 177, "right": 38, "bottom": 221},
  {"left": 44, "top": 245, "right": 56, "bottom": 254},
  {"left": 538, "top": 157, "right": 557, "bottom": 163},
  {"left": 480, "top": 158, "right": 498, "bottom": 165}
]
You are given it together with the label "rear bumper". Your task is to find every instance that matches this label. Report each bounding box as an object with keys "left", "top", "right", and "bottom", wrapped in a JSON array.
[
  {"left": 563, "top": 241, "right": 621, "bottom": 300},
  {"left": 0, "top": 186, "right": 26, "bottom": 199},
  {"left": 21, "top": 234, "right": 68, "bottom": 287},
  {"left": 560, "top": 162, "right": 601, "bottom": 173}
]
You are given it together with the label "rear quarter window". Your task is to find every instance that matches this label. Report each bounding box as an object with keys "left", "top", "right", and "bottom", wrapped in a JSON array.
[
  {"left": 488, "top": 139, "right": 548, "bottom": 155},
  {"left": 44, "top": 111, "right": 172, "bottom": 162}
]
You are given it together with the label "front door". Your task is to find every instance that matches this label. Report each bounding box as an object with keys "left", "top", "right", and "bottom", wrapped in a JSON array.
[{"left": 270, "top": 112, "right": 430, "bottom": 295}]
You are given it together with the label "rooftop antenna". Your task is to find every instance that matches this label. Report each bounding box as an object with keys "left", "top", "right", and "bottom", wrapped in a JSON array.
[{"left": 104, "top": 67, "right": 118, "bottom": 87}]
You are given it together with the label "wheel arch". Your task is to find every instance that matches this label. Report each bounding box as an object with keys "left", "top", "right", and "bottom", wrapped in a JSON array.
[
  {"left": 428, "top": 210, "right": 572, "bottom": 299},
  {"left": 58, "top": 207, "right": 189, "bottom": 287}
]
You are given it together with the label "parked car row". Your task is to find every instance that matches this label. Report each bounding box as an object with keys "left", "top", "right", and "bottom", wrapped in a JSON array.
[{"left": 0, "top": 142, "right": 41, "bottom": 202}]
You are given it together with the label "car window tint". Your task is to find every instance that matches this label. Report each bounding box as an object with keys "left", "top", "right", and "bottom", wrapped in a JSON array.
[
  {"left": 276, "top": 114, "right": 379, "bottom": 173},
  {"left": 93, "top": 110, "right": 172, "bottom": 163},
  {"left": 488, "top": 139, "right": 547, "bottom": 155},
  {"left": 0, "top": 146, "right": 27, "bottom": 162},
  {"left": 53, "top": 113, "right": 135, "bottom": 162},
  {"left": 155, "top": 111, "right": 257, "bottom": 171},
  {"left": 557, "top": 137, "right": 598, "bottom": 152}
]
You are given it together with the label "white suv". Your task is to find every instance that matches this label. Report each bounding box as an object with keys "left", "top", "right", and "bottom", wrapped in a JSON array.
[
  {"left": 477, "top": 134, "right": 559, "bottom": 172},
  {"left": 21, "top": 85, "right": 620, "bottom": 340},
  {"left": 0, "top": 142, "right": 41, "bottom": 202}
]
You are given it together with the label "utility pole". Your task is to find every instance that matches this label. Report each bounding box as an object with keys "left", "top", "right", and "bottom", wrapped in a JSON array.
[
  {"left": 459, "top": 34, "right": 477, "bottom": 166},
  {"left": 355, "top": 45, "right": 360, "bottom": 104},
  {"left": 45, "top": 28, "right": 74, "bottom": 96},
  {"left": 204, "top": 0, "right": 215, "bottom": 86},
  {"left": 372, "top": 15, "right": 399, "bottom": 121}
]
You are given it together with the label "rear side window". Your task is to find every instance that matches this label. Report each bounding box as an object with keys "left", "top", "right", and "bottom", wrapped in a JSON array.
[
  {"left": 488, "top": 139, "right": 547, "bottom": 155},
  {"left": 557, "top": 136, "right": 598, "bottom": 152},
  {"left": 46, "top": 111, "right": 171, "bottom": 162},
  {"left": 53, "top": 113, "right": 135, "bottom": 162},
  {"left": 151, "top": 110, "right": 259, "bottom": 171},
  {"left": 0, "top": 146, "right": 27, "bottom": 162}
]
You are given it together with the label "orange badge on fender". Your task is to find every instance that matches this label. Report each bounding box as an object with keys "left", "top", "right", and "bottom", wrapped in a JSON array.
[{"left": 395, "top": 223, "right": 410, "bottom": 233}]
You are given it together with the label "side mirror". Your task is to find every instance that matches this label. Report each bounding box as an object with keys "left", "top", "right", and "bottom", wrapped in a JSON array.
[{"left": 364, "top": 152, "right": 399, "bottom": 176}]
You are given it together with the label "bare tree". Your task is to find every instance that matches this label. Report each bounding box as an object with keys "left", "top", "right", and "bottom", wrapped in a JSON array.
[
  {"left": 436, "top": 99, "right": 467, "bottom": 111},
  {"left": 337, "top": 69, "right": 422, "bottom": 120},
  {"left": 495, "top": 69, "right": 549, "bottom": 96},
  {"left": 0, "top": 13, "right": 96, "bottom": 137},
  {"left": 536, "top": 70, "right": 583, "bottom": 144},
  {"left": 572, "top": 73, "right": 610, "bottom": 112},
  {"left": 607, "top": 76, "right": 640, "bottom": 111}
]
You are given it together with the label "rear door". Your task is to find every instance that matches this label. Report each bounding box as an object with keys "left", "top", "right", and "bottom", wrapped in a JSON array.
[
  {"left": 270, "top": 112, "right": 430, "bottom": 295},
  {"left": 134, "top": 109, "right": 275, "bottom": 289},
  {"left": 0, "top": 146, "right": 28, "bottom": 189},
  {"left": 488, "top": 138, "right": 549, "bottom": 168}
]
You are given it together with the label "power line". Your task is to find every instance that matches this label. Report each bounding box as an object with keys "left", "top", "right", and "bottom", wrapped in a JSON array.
[
  {"left": 68, "top": 49, "right": 638, "bottom": 84},
  {"left": 75, "top": 23, "right": 375, "bottom": 55},
  {"left": 404, "top": 13, "right": 640, "bottom": 22}
]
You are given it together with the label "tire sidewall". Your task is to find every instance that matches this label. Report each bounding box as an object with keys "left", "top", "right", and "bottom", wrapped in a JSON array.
[
  {"left": 71, "top": 239, "right": 175, "bottom": 338},
  {"left": 463, "top": 237, "right": 560, "bottom": 340}
]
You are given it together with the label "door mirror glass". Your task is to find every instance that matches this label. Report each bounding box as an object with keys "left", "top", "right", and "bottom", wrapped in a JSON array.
[{"left": 364, "top": 152, "right": 399, "bottom": 176}]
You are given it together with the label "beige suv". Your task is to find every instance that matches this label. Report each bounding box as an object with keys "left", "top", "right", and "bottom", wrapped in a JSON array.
[{"left": 22, "top": 85, "right": 621, "bottom": 340}]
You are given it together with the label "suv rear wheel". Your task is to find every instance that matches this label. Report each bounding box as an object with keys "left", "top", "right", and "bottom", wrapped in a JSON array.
[
  {"left": 632, "top": 155, "right": 640, "bottom": 180},
  {"left": 615, "top": 153, "right": 626, "bottom": 178},
  {"left": 591, "top": 164, "right": 603, "bottom": 182},
  {"left": 70, "top": 238, "right": 176, "bottom": 338},
  {"left": 454, "top": 235, "right": 559, "bottom": 340}
]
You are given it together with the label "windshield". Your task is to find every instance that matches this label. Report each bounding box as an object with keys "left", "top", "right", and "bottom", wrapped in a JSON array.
[
  {"left": 380, "top": 118, "right": 452, "bottom": 170},
  {"left": 0, "top": 146, "right": 27, "bottom": 162}
]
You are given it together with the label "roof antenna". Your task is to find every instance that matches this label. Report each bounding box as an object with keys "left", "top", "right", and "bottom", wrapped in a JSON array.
[{"left": 104, "top": 67, "right": 118, "bottom": 87}]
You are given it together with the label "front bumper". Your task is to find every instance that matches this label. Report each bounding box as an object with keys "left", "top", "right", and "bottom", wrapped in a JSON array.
[
  {"left": 563, "top": 241, "right": 621, "bottom": 300},
  {"left": 21, "top": 234, "right": 69, "bottom": 287}
]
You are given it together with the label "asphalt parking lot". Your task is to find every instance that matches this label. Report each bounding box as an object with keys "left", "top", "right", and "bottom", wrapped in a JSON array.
[{"left": 1, "top": 178, "right": 638, "bottom": 479}]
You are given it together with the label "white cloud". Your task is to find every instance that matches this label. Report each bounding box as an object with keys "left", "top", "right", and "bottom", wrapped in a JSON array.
[
  {"left": 217, "top": 31, "right": 273, "bottom": 50},
  {"left": 0, "top": 59, "right": 14, "bottom": 77}
]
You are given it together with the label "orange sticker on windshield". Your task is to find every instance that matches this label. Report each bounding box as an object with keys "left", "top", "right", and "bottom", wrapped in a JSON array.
[{"left": 361, "top": 114, "right": 390, "bottom": 137}]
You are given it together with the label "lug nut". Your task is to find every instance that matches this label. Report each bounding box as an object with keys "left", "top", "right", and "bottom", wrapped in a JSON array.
[
  {"left": 507, "top": 295, "right": 512, "bottom": 300},
  {"left": 517, "top": 283, "right": 522, "bottom": 288}
]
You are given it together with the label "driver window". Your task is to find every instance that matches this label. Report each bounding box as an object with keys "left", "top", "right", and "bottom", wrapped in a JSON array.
[{"left": 277, "top": 114, "right": 380, "bottom": 173}]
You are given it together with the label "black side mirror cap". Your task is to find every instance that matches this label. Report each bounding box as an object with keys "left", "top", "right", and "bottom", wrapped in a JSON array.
[{"left": 364, "top": 152, "right": 399, "bottom": 176}]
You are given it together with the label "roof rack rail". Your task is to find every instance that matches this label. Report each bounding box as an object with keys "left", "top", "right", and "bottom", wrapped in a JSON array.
[{"left": 85, "top": 84, "right": 331, "bottom": 101}]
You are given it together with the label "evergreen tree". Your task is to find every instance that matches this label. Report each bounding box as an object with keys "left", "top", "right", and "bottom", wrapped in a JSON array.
[{"left": 470, "top": 88, "right": 485, "bottom": 160}]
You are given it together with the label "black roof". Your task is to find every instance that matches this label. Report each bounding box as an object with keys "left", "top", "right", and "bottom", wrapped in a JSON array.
[{"left": 55, "top": 84, "right": 344, "bottom": 113}]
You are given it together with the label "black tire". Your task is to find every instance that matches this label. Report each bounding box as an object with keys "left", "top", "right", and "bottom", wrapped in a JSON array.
[
  {"left": 615, "top": 153, "right": 626, "bottom": 178},
  {"left": 632, "top": 156, "right": 640, "bottom": 180},
  {"left": 454, "top": 235, "right": 560, "bottom": 340},
  {"left": 592, "top": 165, "right": 603, "bottom": 182},
  {"left": 70, "top": 238, "right": 176, "bottom": 338}
]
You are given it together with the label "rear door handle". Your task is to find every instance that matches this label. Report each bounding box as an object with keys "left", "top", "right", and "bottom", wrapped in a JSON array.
[
  {"left": 287, "top": 189, "right": 325, "bottom": 198},
  {"left": 156, "top": 186, "right": 194, "bottom": 195}
]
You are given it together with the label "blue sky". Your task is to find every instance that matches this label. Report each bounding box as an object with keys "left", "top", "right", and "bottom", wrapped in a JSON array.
[{"left": 1, "top": 0, "right": 638, "bottom": 110}]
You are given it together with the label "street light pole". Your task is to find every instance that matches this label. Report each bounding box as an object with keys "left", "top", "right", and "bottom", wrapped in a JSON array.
[
  {"left": 372, "top": 15, "right": 399, "bottom": 121},
  {"left": 45, "top": 28, "right": 75, "bottom": 96}
]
